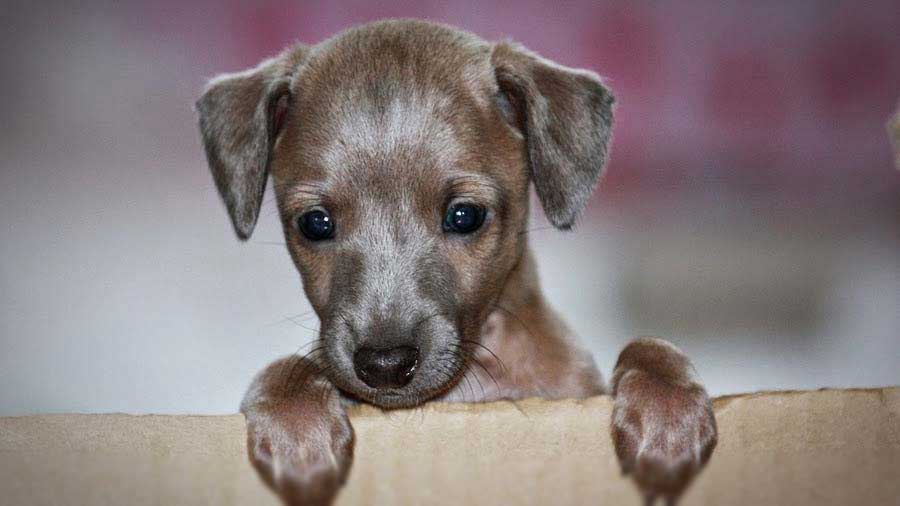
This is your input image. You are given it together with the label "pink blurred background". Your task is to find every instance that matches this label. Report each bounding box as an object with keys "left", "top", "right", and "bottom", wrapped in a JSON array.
[{"left": 1, "top": 0, "right": 898, "bottom": 414}]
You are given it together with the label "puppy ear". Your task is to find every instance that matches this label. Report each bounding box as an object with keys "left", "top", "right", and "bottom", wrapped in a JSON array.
[
  {"left": 196, "top": 44, "right": 307, "bottom": 240},
  {"left": 491, "top": 42, "right": 615, "bottom": 229}
]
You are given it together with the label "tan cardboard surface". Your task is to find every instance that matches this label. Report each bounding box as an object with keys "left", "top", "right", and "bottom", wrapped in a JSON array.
[{"left": 1, "top": 388, "right": 898, "bottom": 505}]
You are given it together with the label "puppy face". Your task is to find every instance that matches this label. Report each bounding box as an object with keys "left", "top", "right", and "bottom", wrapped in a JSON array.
[{"left": 197, "top": 20, "right": 614, "bottom": 408}]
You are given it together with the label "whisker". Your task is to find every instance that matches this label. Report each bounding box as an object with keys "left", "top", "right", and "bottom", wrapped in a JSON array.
[
  {"left": 460, "top": 339, "right": 508, "bottom": 375},
  {"left": 434, "top": 359, "right": 462, "bottom": 402},
  {"left": 314, "top": 365, "right": 336, "bottom": 405},
  {"left": 283, "top": 346, "right": 325, "bottom": 397},
  {"left": 283, "top": 310, "right": 317, "bottom": 321},
  {"left": 284, "top": 315, "right": 320, "bottom": 333},
  {"left": 517, "top": 225, "right": 556, "bottom": 237},
  {"left": 266, "top": 310, "right": 318, "bottom": 328},
  {"left": 277, "top": 340, "right": 319, "bottom": 386},
  {"left": 460, "top": 346, "right": 502, "bottom": 396},
  {"left": 435, "top": 350, "right": 467, "bottom": 401},
  {"left": 467, "top": 366, "right": 485, "bottom": 398},
  {"left": 446, "top": 348, "right": 479, "bottom": 401}
]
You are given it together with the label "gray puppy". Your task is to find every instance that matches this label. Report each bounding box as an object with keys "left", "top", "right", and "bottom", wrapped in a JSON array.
[{"left": 197, "top": 19, "right": 716, "bottom": 506}]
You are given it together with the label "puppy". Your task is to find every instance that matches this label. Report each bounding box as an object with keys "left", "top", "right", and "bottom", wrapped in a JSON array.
[{"left": 197, "top": 19, "right": 716, "bottom": 506}]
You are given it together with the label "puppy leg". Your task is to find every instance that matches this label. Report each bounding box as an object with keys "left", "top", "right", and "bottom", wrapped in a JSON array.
[
  {"left": 610, "top": 338, "right": 717, "bottom": 505},
  {"left": 241, "top": 356, "right": 354, "bottom": 506}
]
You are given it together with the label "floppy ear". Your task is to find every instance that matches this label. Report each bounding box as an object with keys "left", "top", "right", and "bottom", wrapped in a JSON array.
[
  {"left": 491, "top": 42, "right": 615, "bottom": 229},
  {"left": 196, "top": 44, "right": 307, "bottom": 240}
]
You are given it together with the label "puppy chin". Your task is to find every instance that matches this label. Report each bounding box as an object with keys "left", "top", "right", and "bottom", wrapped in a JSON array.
[
  {"left": 365, "top": 390, "right": 427, "bottom": 409},
  {"left": 333, "top": 370, "right": 462, "bottom": 410}
]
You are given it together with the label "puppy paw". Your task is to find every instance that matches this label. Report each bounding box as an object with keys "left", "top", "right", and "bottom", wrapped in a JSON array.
[
  {"left": 246, "top": 405, "right": 354, "bottom": 506},
  {"left": 611, "top": 370, "right": 717, "bottom": 505}
]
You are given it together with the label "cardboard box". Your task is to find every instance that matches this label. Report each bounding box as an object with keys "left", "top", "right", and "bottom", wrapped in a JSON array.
[{"left": 1, "top": 388, "right": 898, "bottom": 505}]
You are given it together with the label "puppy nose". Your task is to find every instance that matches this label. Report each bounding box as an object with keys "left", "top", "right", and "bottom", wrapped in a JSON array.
[{"left": 353, "top": 346, "right": 419, "bottom": 389}]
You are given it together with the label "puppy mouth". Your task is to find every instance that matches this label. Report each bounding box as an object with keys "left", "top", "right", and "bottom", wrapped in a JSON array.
[
  {"left": 327, "top": 353, "right": 467, "bottom": 409},
  {"left": 361, "top": 390, "right": 423, "bottom": 409},
  {"left": 352, "top": 383, "right": 457, "bottom": 409}
]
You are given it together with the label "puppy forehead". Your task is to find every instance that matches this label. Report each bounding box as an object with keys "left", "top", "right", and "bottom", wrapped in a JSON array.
[
  {"left": 320, "top": 91, "right": 464, "bottom": 175},
  {"left": 274, "top": 22, "right": 507, "bottom": 203},
  {"left": 283, "top": 86, "right": 499, "bottom": 200}
]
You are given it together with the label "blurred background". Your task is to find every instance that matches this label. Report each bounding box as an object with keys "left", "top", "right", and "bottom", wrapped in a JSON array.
[{"left": 1, "top": 0, "right": 898, "bottom": 415}]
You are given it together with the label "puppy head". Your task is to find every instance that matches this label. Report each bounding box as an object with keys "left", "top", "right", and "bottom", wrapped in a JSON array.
[{"left": 197, "top": 20, "right": 614, "bottom": 407}]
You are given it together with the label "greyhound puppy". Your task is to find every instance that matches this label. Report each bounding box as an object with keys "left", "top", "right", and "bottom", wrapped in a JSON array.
[{"left": 197, "top": 19, "right": 716, "bottom": 506}]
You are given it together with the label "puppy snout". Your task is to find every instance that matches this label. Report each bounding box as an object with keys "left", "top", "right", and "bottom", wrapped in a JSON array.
[{"left": 353, "top": 346, "right": 419, "bottom": 389}]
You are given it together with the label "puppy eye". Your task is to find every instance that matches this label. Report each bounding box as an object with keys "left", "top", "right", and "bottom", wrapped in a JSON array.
[
  {"left": 443, "top": 203, "right": 485, "bottom": 234},
  {"left": 297, "top": 209, "right": 335, "bottom": 241}
]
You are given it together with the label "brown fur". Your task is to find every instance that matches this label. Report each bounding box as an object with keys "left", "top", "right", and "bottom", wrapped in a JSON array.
[{"left": 197, "top": 19, "right": 716, "bottom": 506}]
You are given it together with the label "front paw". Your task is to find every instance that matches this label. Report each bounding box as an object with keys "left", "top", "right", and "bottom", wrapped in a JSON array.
[
  {"left": 611, "top": 370, "right": 717, "bottom": 505},
  {"left": 245, "top": 397, "right": 354, "bottom": 506}
]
